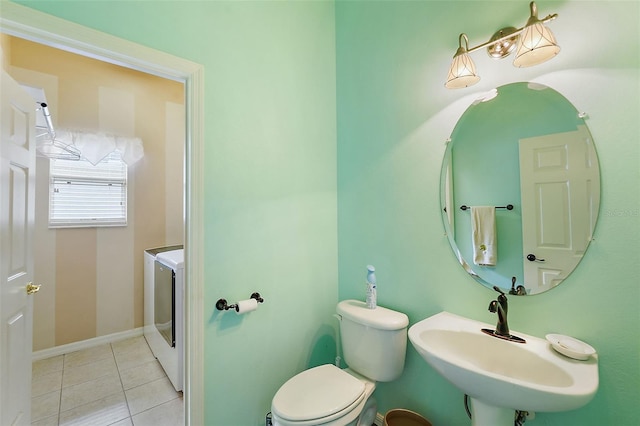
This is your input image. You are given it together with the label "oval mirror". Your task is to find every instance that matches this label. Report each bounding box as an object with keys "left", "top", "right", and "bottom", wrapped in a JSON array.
[{"left": 441, "top": 82, "right": 600, "bottom": 295}]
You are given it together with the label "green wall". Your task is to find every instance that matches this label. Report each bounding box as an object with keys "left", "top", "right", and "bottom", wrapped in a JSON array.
[
  {"left": 8, "top": 0, "right": 640, "bottom": 425},
  {"left": 336, "top": 1, "right": 639, "bottom": 425}
]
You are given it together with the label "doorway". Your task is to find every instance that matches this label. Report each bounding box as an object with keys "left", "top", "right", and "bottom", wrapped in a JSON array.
[
  {"left": 0, "top": 3, "right": 204, "bottom": 425},
  {"left": 8, "top": 36, "right": 185, "bottom": 351}
]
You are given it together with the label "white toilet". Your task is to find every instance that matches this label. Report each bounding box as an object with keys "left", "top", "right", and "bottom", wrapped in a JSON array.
[{"left": 271, "top": 300, "right": 409, "bottom": 426}]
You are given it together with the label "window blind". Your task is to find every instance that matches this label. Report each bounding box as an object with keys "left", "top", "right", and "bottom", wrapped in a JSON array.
[{"left": 49, "top": 151, "right": 127, "bottom": 228}]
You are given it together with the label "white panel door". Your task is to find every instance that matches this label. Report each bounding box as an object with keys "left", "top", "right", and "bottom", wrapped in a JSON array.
[
  {"left": 519, "top": 126, "right": 598, "bottom": 291},
  {"left": 0, "top": 69, "right": 37, "bottom": 426}
]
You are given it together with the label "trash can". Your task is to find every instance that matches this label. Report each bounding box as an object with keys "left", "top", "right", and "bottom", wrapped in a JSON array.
[{"left": 383, "top": 409, "right": 432, "bottom": 426}]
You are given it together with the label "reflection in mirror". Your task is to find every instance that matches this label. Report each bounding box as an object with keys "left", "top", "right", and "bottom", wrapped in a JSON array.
[{"left": 441, "top": 82, "right": 600, "bottom": 295}]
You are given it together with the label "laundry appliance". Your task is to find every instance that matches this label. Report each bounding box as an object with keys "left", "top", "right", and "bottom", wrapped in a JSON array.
[{"left": 144, "top": 246, "right": 184, "bottom": 392}]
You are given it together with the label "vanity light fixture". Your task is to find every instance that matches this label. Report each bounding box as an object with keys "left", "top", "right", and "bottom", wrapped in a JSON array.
[{"left": 445, "top": 1, "right": 559, "bottom": 89}]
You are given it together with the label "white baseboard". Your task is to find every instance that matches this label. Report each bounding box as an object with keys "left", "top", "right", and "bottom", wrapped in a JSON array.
[
  {"left": 32, "top": 327, "right": 144, "bottom": 361},
  {"left": 376, "top": 412, "right": 385, "bottom": 425}
]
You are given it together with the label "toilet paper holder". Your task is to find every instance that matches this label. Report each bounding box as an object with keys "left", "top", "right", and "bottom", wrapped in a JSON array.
[{"left": 216, "top": 292, "right": 264, "bottom": 312}]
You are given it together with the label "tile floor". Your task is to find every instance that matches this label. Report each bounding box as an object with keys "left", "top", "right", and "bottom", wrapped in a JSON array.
[{"left": 31, "top": 336, "right": 184, "bottom": 426}]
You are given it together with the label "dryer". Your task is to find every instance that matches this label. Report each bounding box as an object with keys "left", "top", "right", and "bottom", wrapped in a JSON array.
[{"left": 144, "top": 246, "right": 184, "bottom": 392}]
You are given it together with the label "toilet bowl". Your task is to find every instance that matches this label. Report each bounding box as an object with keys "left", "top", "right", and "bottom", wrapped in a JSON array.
[
  {"left": 271, "top": 300, "right": 409, "bottom": 426},
  {"left": 271, "top": 365, "right": 377, "bottom": 426}
]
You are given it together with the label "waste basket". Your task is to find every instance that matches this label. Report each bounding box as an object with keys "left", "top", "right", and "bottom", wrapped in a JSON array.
[{"left": 383, "top": 409, "right": 432, "bottom": 426}]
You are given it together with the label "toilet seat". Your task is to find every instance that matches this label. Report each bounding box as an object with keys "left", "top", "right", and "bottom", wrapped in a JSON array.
[{"left": 272, "top": 364, "right": 366, "bottom": 424}]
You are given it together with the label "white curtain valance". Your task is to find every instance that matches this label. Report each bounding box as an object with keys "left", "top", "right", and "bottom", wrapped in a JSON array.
[{"left": 55, "top": 130, "right": 144, "bottom": 165}]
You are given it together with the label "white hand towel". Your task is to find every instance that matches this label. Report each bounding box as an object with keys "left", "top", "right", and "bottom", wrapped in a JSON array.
[{"left": 471, "top": 206, "right": 497, "bottom": 266}]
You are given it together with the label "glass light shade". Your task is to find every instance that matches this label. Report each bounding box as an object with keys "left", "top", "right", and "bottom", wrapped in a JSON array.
[
  {"left": 513, "top": 23, "right": 560, "bottom": 67},
  {"left": 445, "top": 53, "right": 480, "bottom": 89}
]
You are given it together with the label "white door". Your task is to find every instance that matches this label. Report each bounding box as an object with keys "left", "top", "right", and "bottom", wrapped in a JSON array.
[
  {"left": 519, "top": 126, "right": 599, "bottom": 292},
  {"left": 0, "top": 69, "right": 37, "bottom": 425}
]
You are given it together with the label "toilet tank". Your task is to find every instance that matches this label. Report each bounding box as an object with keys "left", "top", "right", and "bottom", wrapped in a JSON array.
[{"left": 337, "top": 300, "right": 409, "bottom": 382}]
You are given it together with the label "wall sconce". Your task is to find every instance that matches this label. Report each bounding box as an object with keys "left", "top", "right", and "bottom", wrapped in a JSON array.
[{"left": 445, "top": 1, "right": 559, "bottom": 89}]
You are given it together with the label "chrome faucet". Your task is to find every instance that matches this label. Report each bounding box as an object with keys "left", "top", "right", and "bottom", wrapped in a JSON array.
[{"left": 488, "top": 286, "right": 510, "bottom": 337}]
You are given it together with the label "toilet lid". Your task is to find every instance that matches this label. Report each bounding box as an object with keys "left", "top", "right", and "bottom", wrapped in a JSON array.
[{"left": 272, "top": 364, "right": 365, "bottom": 422}]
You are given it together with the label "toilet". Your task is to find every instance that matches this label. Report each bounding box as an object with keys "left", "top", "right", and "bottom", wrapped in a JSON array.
[{"left": 271, "top": 300, "right": 409, "bottom": 426}]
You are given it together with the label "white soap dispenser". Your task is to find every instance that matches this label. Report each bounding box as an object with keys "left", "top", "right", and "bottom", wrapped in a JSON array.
[{"left": 366, "top": 265, "right": 377, "bottom": 309}]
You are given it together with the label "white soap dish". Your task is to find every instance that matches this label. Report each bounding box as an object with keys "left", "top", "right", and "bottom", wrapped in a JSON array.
[{"left": 546, "top": 334, "right": 596, "bottom": 360}]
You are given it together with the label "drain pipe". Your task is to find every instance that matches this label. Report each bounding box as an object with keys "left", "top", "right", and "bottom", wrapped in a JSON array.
[
  {"left": 464, "top": 395, "right": 472, "bottom": 419},
  {"left": 515, "top": 410, "right": 531, "bottom": 425}
]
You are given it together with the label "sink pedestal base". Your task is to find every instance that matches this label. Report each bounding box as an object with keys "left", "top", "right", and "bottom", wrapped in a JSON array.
[{"left": 470, "top": 398, "right": 514, "bottom": 426}]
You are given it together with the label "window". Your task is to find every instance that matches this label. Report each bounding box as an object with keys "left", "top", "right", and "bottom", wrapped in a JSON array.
[{"left": 49, "top": 151, "right": 127, "bottom": 228}]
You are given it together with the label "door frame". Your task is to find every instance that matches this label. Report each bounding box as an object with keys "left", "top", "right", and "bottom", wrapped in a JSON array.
[{"left": 0, "top": 3, "right": 205, "bottom": 425}]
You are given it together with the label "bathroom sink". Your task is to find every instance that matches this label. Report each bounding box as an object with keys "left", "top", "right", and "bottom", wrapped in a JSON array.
[{"left": 408, "top": 312, "right": 598, "bottom": 424}]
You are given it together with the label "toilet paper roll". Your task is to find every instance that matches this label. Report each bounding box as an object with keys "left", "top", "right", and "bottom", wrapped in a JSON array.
[{"left": 235, "top": 298, "right": 258, "bottom": 315}]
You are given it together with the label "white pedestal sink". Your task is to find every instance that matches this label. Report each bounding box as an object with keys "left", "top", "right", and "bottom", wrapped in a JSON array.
[{"left": 408, "top": 312, "right": 598, "bottom": 426}]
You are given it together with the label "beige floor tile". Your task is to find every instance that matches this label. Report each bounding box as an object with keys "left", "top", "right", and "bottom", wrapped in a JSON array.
[
  {"left": 114, "top": 343, "right": 155, "bottom": 372},
  {"left": 31, "top": 390, "right": 60, "bottom": 422},
  {"left": 63, "top": 356, "right": 119, "bottom": 388},
  {"left": 32, "top": 369, "right": 63, "bottom": 398},
  {"left": 60, "top": 373, "right": 122, "bottom": 412},
  {"left": 33, "top": 355, "right": 63, "bottom": 378},
  {"left": 125, "top": 377, "right": 180, "bottom": 416},
  {"left": 109, "top": 417, "right": 134, "bottom": 426},
  {"left": 59, "top": 391, "right": 129, "bottom": 426},
  {"left": 64, "top": 344, "right": 114, "bottom": 369},
  {"left": 31, "top": 413, "right": 59, "bottom": 426},
  {"left": 120, "top": 359, "right": 166, "bottom": 390},
  {"left": 111, "top": 336, "right": 148, "bottom": 356},
  {"left": 32, "top": 338, "right": 184, "bottom": 426},
  {"left": 131, "top": 396, "right": 184, "bottom": 426}
]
